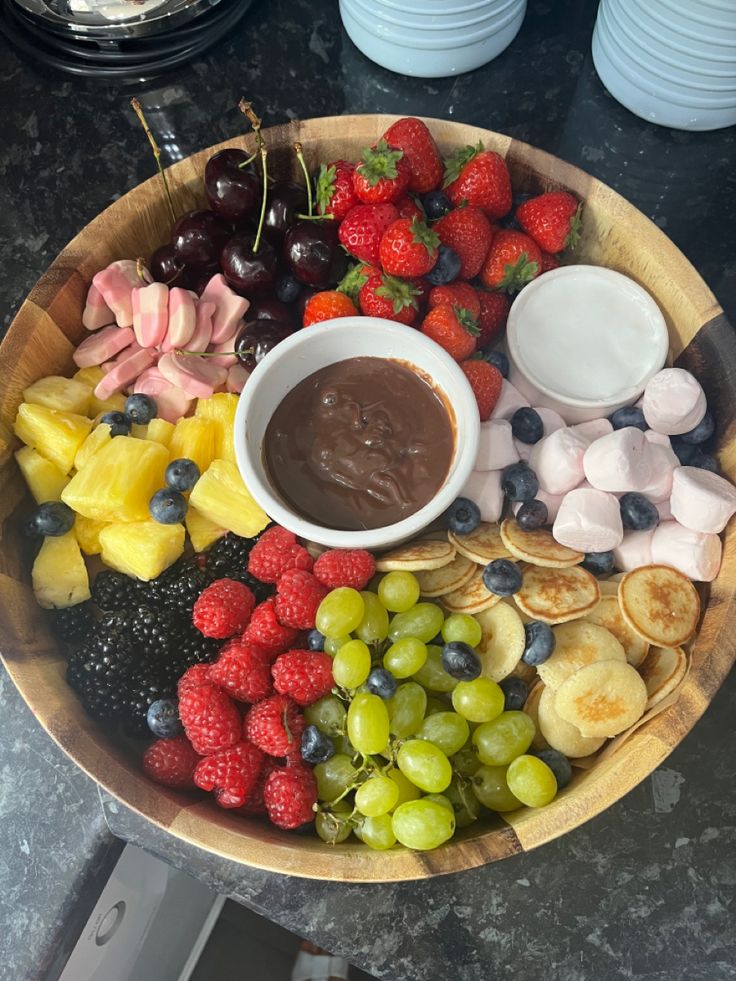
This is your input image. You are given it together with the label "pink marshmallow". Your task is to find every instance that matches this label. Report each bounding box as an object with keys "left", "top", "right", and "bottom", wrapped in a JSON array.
[
  {"left": 132, "top": 283, "right": 169, "bottom": 349},
  {"left": 476, "top": 419, "right": 519, "bottom": 471},
  {"left": 73, "top": 325, "right": 135, "bottom": 368},
  {"left": 651, "top": 520, "right": 722, "bottom": 582},
  {"left": 637, "top": 443, "right": 677, "bottom": 503},
  {"left": 161, "top": 287, "right": 197, "bottom": 352},
  {"left": 670, "top": 466, "right": 736, "bottom": 535},
  {"left": 200, "top": 274, "right": 250, "bottom": 344},
  {"left": 512, "top": 487, "right": 564, "bottom": 523},
  {"left": 101, "top": 341, "right": 144, "bottom": 373},
  {"left": 583, "top": 427, "right": 655, "bottom": 493},
  {"left": 158, "top": 351, "right": 228, "bottom": 400},
  {"left": 82, "top": 283, "right": 115, "bottom": 331},
  {"left": 92, "top": 260, "right": 150, "bottom": 328},
  {"left": 187, "top": 300, "right": 216, "bottom": 353},
  {"left": 613, "top": 529, "right": 654, "bottom": 572},
  {"left": 461, "top": 470, "right": 504, "bottom": 523},
  {"left": 134, "top": 366, "right": 194, "bottom": 424},
  {"left": 227, "top": 364, "right": 250, "bottom": 394},
  {"left": 572, "top": 418, "right": 613, "bottom": 444},
  {"left": 529, "top": 427, "right": 587, "bottom": 495},
  {"left": 94, "top": 348, "right": 156, "bottom": 401},
  {"left": 489, "top": 380, "right": 530, "bottom": 421},
  {"left": 553, "top": 487, "right": 623, "bottom": 553},
  {"left": 644, "top": 430, "right": 679, "bottom": 468},
  {"left": 642, "top": 368, "right": 707, "bottom": 436}
]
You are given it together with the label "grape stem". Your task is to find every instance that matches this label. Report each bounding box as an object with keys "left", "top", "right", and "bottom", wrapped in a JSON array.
[
  {"left": 253, "top": 145, "right": 269, "bottom": 255},
  {"left": 130, "top": 98, "right": 176, "bottom": 226},
  {"left": 294, "top": 142, "right": 313, "bottom": 217},
  {"left": 237, "top": 98, "right": 263, "bottom": 168}
]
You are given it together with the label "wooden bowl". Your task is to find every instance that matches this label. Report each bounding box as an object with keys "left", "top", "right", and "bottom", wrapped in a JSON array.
[{"left": 1, "top": 116, "right": 734, "bottom": 882}]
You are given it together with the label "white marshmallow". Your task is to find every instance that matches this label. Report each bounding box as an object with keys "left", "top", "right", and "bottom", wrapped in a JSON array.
[
  {"left": 651, "top": 520, "right": 722, "bottom": 582},
  {"left": 642, "top": 368, "right": 707, "bottom": 436},
  {"left": 670, "top": 467, "right": 736, "bottom": 535},
  {"left": 572, "top": 418, "right": 613, "bottom": 444},
  {"left": 644, "top": 430, "right": 680, "bottom": 468},
  {"left": 461, "top": 470, "right": 504, "bottom": 523},
  {"left": 553, "top": 488, "right": 623, "bottom": 553},
  {"left": 513, "top": 487, "right": 565, "bottom": 523},
  {"left": 476, "top": 419, "right": 519, "bottom": 471},
  {"left": 613, "top": 529, "right": 654, "bottom": 572},
  {"left": 514, "top": 438, "right": 532, "bottom": 463},
  {"left": 535, "top": 407, "right": 566, "bottom": 436},
  {"left": 583, "top": 427, "right": 655, "bottom": 493},
  {"left": 529, "top": 427, "right": 588, "bottom": 495},
  {"left": 656, "top": 498, "right": 673, "bottom": 522},
  {"left": 490, "top": 380, "right": 530, "bottom": 421},
  {"left": 637, "top": 443, "right": 677, "bottom": 503}
]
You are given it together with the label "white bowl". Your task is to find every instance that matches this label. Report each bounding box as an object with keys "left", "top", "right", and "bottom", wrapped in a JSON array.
[
  {"left": 234, "top": 318, "right": 481, "bottom": 550},
  {"left": 506, "top": 265, "right": 669, "bottom": 424}
]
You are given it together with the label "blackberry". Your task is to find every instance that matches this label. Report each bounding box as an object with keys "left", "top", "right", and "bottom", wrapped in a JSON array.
[
  {"left": 92, "top": 570, "right": 142, "bottom": 611},
  {"left": 205, "top": 532, "right": 259, "bottom": 581},
  {"left": 146, "top": 560, "right": 212, "bottom": 618},
  {"left": 66, "top": 647, "right": 129, "bottom": 724},
  {"left": 157, "top": 624, "right": 220, "bottom": 691},
  {"left": 121, "top": 605, "right": 181, "bottom": 662},
  {"left": 70, "top": 620, "right": 138, "bottom": 688},
  {"left": 48, "top": 602, "right": 94, "bottom": 641},
  {"left": 119, "top": 667, "right": 170, "bottom": 736}
]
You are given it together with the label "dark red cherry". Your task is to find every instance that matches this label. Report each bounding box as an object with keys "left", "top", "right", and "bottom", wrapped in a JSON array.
[
  {"left": 296, "top": 286, "right": 320, "bottom": 321},
  {"left": 235, "top": 319, "right": 294, "bottom": 369},
  {"left": 220, "top": 234, "right": 279, "bottom": 297},
  {"left": 248, "top": 299, "right": 295, "bottom": 327},
  {"left": 264, "top": 181, "right": 308, "bottom": 243},
  {"left": 283, "top": 220, "right": 347, "bottom": 288},
  {"left": 204, "top": 149, "right": 260, "bottom": 223},
  {"left": 150, "top": 244, "right": 184, "bottom": 285},
  {"left": 172, "top": 210, "right": 231, "bottom": 268}
]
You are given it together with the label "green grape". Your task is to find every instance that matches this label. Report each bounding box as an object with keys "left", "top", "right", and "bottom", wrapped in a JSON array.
[
  {"left": 355, "top": 774, "right": 399, "bottom": 817},
  {"left": 389, "top": 603, "right": 445, "bottom": 643},
  {"left": 452, "top": 742, "right": 481, "bottom": 777},
  {"left": 333, "top": 639, "right": 371, "bottom": 688},
  {"left": 377, "top": 571, "right": 420, "bottom": 612},
  {"left": 506, "top": 755, "right": 558, "bottom": 807},
  {"left": 472, "top": 711, "right": 535, "bottom": 766},
  {"left": 391, "top": 799, "right": 455, "bottom": 850},
  {"left": 444, "top": 775, "right": 481, "bottom": 828},
  {"left": 347, "top": 692, "right": 390, "bottom": 755},
  {"left": 471, "top": 764, "right": 522, "bottom": 812},
  {"left": 315, "top": 801, "right": 353, "bottom": 844},
  {"left": 417, "top": 712, "right": 470, "bottom": 756},
  {"left": 412, "top": 645, "right": 458, "bottom": 693},
  {"left": 387, "top": 681, "right": 427, "bottom": 737},
  {"left": 355, "top": 591, "right": 389, "bottom": 645},
  {"left": 423, "top": 793, "right": 454, "bottom": 812},
  {"left": 316, "top": 587, "right": 365, "bottom": 637},
  {"left": 451, "top": 677, "right": 505, "bottom": 722},
  {"left": 324, "top": 634, "right": 351, "bottom": 656},
  {"left": 397, "top": 739, "right": 452, "bottom": 793},
  {"left": 383, "top": 637, "right": 427, "bottom": 678},
  {"left": 332, "top": 734, "right": 353, "bottom": 756},
  {"left": 359, "top": 813, "right": 396, "bottom": 850},
  {"left": 425, "top": 695, "right": 451, "bottom": 716},
  {"left": 441, "top": 613, "right": 482, "bottom": 648},
  {"left": 314, "top": 753, "right": 361, "bottom": 801},
  {"left": 304, "top": 694, "right": 346, "bottom": 737},
  {"left": 387, "top": 768, "right": 421, "bottom": 807}
]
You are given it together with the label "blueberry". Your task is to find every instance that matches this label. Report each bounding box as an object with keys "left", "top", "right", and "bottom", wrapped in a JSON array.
[
  {"left": 516, "top": 499, "right": 548, "bottom": 530},
  {"left": 165, "top": 458, "right": 201, "bottom": 493},
  {"left": 301, "top": 724, "right": 335, "bottom": 764},
  {"left": 581, "top": 551, "right": 616, "bottom": 576},
  {"left": 425, "top": 244, "right": 461, "bottom": 286},
  {"left": 149, "top": 488, "right": 188, "bottom": 524},
  {"left": 619, "top": 492, "right": 659, "bottom": 531},
  {"left": 422, "top": 190, "right": 452, "bottom": 220},
  {"left": 501, "top": 462, "right": 539, "bottom": 502},
  {"left": 677, "top": 411, "right": 714, "bottom": 445},
  {"left": 672, "top": 440, "right": 718, "bottom": 472},
  {"left": 100, "top": 411, "right": 132, "bottom": 437},
  {"left": 31, "top": 501, "right": 75, "bottom": 537},
  {"left": 522, "top": 620, "right": 556, "bottom": 665},
  {"left": 531, "top": 748, "right": 572, "bottom": 789},
  {"left": 500, "top": 676, "right": 529, "bottom": 711},
  {"left": 146, "top": 698, "right": 182, "bottom": 738},
  {"left": 275, "top": 272, "right": 302, "bottom": 304},
  {"left": 124, "top": 393, "right": 157, "bottom": 426},
  {"left": 307, "top": 629, "right": 325, "bottom": 651},
  {"left": 609, "top": 406, "right": 647, "bottom": 432},
  {"left": 366, "top": 667, "right": 398, "bottom": 699},
  {"left": 444, "top": 496, "right": 481, "bottom": 535},
  {"left": 485, "top": 350, "right": 509, "bottom": 378},
  {"left": 441, "top": 641, "right": 481, "bottom": 680},
  {"left": 511, "top": 407, "right": 544, "bottom": 444},
  {"left": 698, "top": 454, "right": 718, "bottom": 473},
  {"left": 482, "top": 558, "right": 523, "bottom": 596}
]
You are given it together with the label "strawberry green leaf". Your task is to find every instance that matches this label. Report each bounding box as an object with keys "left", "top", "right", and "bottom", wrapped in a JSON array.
[
  {"left": 455, "top": 306, "right": 481, "bottom": 337},
  {"left": 564, "top": 203, "right": 583, "bottom": 252},
  {"left": 357, "top": 139, "right": 404, "bottom": 187},
  {"left": 375, "top": 273, "right": 421, "bottom": 314},
  {"left": 442, "top": 141, "right": 483, "bottom": 188},
  {"left": 410, "top": 216, "right": 441, "bottom": 255},
  {"left": 315, "top": 163, "right": 336, "bottom": 214},
  {"left": 337, "top": 263, "right": 374, "bottom": 301},
  {"left": 499, "top": 253, "right": 539, "bottom": 293}
]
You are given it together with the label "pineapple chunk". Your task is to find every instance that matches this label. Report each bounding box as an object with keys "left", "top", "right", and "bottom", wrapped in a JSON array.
[
  {"left": 186, "top": 506, "right": 226, "bottom": 552},
  {"left": 189, "top": 459, "right": 269, "bottom": 539},
  {"left": 75, "top": 515, "right": 107, "bottom": 555},
  {"left": 74, "top": 423, "right": 112, "bottom": 471},
  {"left": 14, "top": 446, "right": 69, "bottom": 503},
  {"left": 23, "top": 376, "right": 92, "bottom": 416},
  {"left": 195, "top": 393, "right": 238, "bottom": 464},
  {"left": 62, "top": 436, "right": 168, "bottom": 522},
  {"left": 72, "top": 366, "right": 126, "bottom": 416},
  {"left": 32, "top": 531, "right": 90, "bottom": 608},
  {"left": 131, "top": 424, "right": 148, "bottom": 439},
  {"left": 73, "top": 366, "right": 104, "bottom": 389},
  {"left": 14, "top": 403, "right": 92, "bottom": 474},
  {"left": 145, "top": 418, "right": 175, "bottom": 447},
  {"left": 169, "top": 417, "right": 217, "bottom": 475},
  {"left": 99, "top": 520, "right": 185, "bottom": 581}
]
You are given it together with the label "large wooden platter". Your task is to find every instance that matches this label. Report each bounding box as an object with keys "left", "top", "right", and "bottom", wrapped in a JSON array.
[{"left": 0, "top": 116, "right": 733, "bottom": 881}]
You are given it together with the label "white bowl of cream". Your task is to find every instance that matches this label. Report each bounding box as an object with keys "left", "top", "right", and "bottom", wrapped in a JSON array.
[{"left": 506, "top": 264, "right": 669, "bottom": 424}]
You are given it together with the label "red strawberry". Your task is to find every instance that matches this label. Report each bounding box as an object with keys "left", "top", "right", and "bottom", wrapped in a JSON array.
[
  {"left": 302, "top": 290, "right": 358, "bottom": 327},
  {"left": 394, "top": 193, "right": 424, "bottom": 222},
  {"left": 336, "top": 261, "right": 381, "bottom": 303},
  {"left": 480, "top": 229, "right": 542, "bottom": 292},
  {"left": 428, "top": 282, "right": 481, "bottom": 320},
  {"left": 434, "top": 206, "right": 494, "bottom": 279},
  {"left": 540, "top": 251, "right": 561, "bottom": 274},
  {"left": 516, "top": 191, "right": 581, "bottom": 254},
  {"left": 353, "top": 140, "right": 411, "bottom": 204},
  {"left": 315, "top": 160, "right": 357, "bottom": 221},
  {"left": 420, "top": 304, "right": 479, "bottom": 361},
  {"left": 443, "top": 143, "right": 512, "bottom": 219},
  {"left": 379, "top": 217, "right": 440, "bottom": 277},
  {"left": 476, "top": 290, "right": 510, "bottom": 347},
  {"left": 381, "top": 117, "right": 443, "bottom": 194},
  {"left": 338, "top": 203, "right": 398, "bottom": 265},
  {"left": 461, "top": 359, "right": 503, "bottom": 421},
  {"left": 358, "top": 272, "right": 421, "bottom": 325}
]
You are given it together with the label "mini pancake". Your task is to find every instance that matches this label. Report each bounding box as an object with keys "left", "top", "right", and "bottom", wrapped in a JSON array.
[
  {"left": 507, "top": 657, "right": 537, "bottom": 686},
  {"left": 375, "top": 538, "right": 456, "bottom": 572},
  {"left": 537, "top": 621, "right": 626, "bottom": 691},
  {"left": 514, "top": 564, "right": 601, "bottom": 625},
  {"left": 441, "top": 566, "right": 503, "bottom": 615},
  {"left": 598, "top": 580, "right": 622, "bottom": 596},
  {"left": 523, "top": 682, "right": 550, "bottom": 751},
  {"left": 607, "top": 572, "right": 627, "bottom": 582},
  {"left": 583, "top": 594, "right": 650, "bottom": 668},
  {"left": 639, "top": 645, "right": 688, "bottom": 710},
  {"left": 502, "top": 596, "right": 532, "bottom": 624},
  {"left": 474, "top": 601, "right": 526, "bottom": 682},
  {"left": 415, "top": 554, "right": 476, "bottom": 598},
  {"left": 449, "top": 522, "right": 511, "bottom": 564},
  {"left": 537, "top": 684, "right": 606, "bottom": 758},
  {"left": 500, "top": 518, "right": 584, "bottom": 568},
  {"left": 618, "top": 564, "right": 700, "bottom": 647},
  {"left": 554, "top": 659, "right": 647, "bottom": 738}
]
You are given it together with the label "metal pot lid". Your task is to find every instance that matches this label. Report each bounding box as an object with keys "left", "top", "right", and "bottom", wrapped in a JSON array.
[{"left": 12, "top": 0, "right": 222, "bottom": 37}]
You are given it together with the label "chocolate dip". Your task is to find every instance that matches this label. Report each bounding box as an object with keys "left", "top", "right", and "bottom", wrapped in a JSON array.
[{"left": 263, "top": 356, "right": 454, "bottom": 531}]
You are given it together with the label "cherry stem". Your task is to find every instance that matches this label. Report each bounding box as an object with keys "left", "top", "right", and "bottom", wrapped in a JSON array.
[
  {"left": 296, "top": 212, "right": 334, "bottom": 221},
  {"left": 294, "top": 141, "right": 313, "bottom": 217},
  {"left": 238, "top": 98, "right": 262, "bottom": 168},
  {"left": 135, "top": 257, "right": 149, "bottom": 283},
  {"left": 130, "top": 97, "right": 176, "bottom": 226},
  {"left": 253, "top": 145, "right": 269, "bottom": 254},
  {"left": 174, "top": 348, "right": 242, "bottom": 357}
]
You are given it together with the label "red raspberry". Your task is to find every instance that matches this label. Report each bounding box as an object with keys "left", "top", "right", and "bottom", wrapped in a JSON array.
[
  {"left": 235, "top": 758, "right": 279, "bottom": 816},
  {"left": 209, "top": 639, "right": 274, "bottom": 703},
  {"left": 179, "top": 682, "right": 242, "bottom": 756},
  {"left": 244, "top": 694, "right": 305, "bottom": 757},
  {"left": 271, "top": 650, "right": 334, "bottom": 706},
  {"left": 247, "top": 526, "right": 313, "bottom": 584},
  {"left": 313, "top": 548, "right": 376, "bottom": 590},
  {"left": 264, "top": 764, "right": 317, "bottom": 830},
  {"left": 193, "top": 578, "right": 255, "bottom": 639},
  {"left": 193, "top": 740, "right": 264, "bottom": 809},
  {"left": 143, "top": 734, "right": 200, "bottom": 788},
  {"left": 178, "top": 663, "right": 212, "bottom": 695},
  {"left": 242, "top": 597, "right": 299, "bottom": 658},
  {"left": 274, "top": 569, "right": 328, "bottom": 630}
]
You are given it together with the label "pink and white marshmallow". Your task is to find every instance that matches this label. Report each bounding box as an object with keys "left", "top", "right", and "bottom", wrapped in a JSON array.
[
  {"left": 132, "top": 282, "right": 169, "bottom": 349},
  {"left": 92, "top": 260, "right": 149, "bottom": 329},
  {"left": 529, "top": 427, "right": 587, "bottom": 495},
  {"left": 553, "top": 487, "right": 623, "bottom": 553},
  {"left": 461, "top": 470, "right": 504, "bottom": 523},
  {"left": 613, "top": 529, "right": 654, "bottom": 573},
  {"left": 200, "top": 274, "right": 250, "bottom": 344},
  {"left": 134, "top": 366, "right": 193, "bottom": 424},
  {"left": 158, "top": 351, "right": 227, "bottom": 400},
  {"left": 489, "top": 380, "right": 530, "bottom": 421},
  {"left": 94, "top": 347, "right": 156, "bottom": 401},
  {"left": 651, "top": 520, "right": 722, "bottom": 582},
  {"left": 227, "top": 364, "right": 250, "bottom": 394},
  {"left": 73, "top": 325, "right": 135, "bottom": 368},
  {"left": 476, "top": 419, "right": 519, "bottom": 471},
  {"left": 161, "top": 287, "right": 197, "bottom": 352},
  {"left": 186, "top": 300, "right": 215, "bottom": 353},
  {"left": 82, "top": 284, "right": 115, "bottom": 331},
  {"left": 670, "top": 466, "right": 736, "bottom": 535},
  {"left": 583, "top": 427, "right": 655, "bottom": 493},
  {"left": 642, "top": 368, "right": 707, "bottom": 436}
]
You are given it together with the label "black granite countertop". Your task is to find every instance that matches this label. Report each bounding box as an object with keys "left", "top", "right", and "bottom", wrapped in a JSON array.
[{"left": 1, "top": 1, "right": 735, "bottom": 979}]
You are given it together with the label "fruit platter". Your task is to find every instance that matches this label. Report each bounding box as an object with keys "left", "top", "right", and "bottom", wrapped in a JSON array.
[{"left": 0, "top": 111, "right": 734, "bottom": 882}]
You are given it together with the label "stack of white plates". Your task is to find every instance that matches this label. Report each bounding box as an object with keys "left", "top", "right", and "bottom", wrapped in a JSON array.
[
  {"left": 339, "top": 0, "right": 527, "bottom": 78},
  {"left": 593, "top": 0, "right": 736, "bottom": 131}
]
